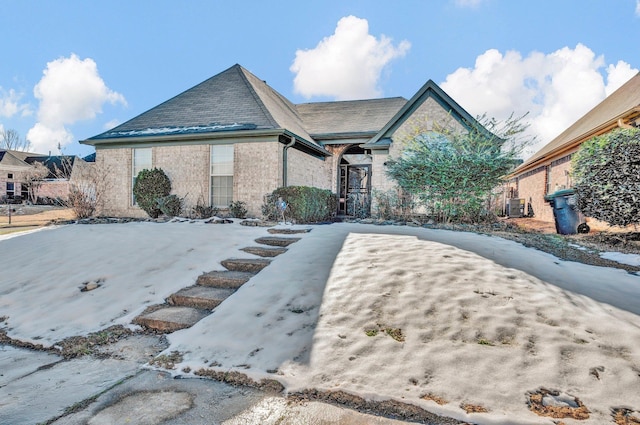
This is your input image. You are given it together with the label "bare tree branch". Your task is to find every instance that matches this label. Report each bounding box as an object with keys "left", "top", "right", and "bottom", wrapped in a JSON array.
[{"left": 0, "top": 129, "right": 31, "bottom": 151}]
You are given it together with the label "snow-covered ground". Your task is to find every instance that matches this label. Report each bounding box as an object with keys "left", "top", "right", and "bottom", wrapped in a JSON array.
[{"left": 2, "top": 221, "right": 640, "bottom": 424}]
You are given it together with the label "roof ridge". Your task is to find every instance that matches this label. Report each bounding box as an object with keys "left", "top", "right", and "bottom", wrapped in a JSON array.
[{"left": 235, "top": 65, "right": 280, "bottom": 129}]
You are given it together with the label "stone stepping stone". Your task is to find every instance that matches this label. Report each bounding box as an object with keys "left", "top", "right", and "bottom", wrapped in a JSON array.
[
  {"left": 221, "top": 258, "right": 271, "bottom": 273},
  {"left": 240, "top": 246, "right": 287, "bottom": 257},
  {"left": 196, "top": 270, "right": 254, "bottom": 288},
  {"left": 267, "top": 228, "right": 311, "bottom": 234},
  {"left": 255, "top": 236, "right": 301, "bottom": 247},
  {"left": 133, "top": 306, "right": 210, "bottom": 332},
  {"left": 168, "top": 286, "right": 236, "bottom": 310}
]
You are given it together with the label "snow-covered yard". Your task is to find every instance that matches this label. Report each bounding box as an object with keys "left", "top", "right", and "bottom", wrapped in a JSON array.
[{"left": 2, "top": 221, "right": 640, "bottom": 424}]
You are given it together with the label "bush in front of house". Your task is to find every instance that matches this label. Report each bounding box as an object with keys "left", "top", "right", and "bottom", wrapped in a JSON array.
[
  {"left": 133, "top": 168, "right": 171, "bottom": 218},
  {"left": 157, "top": 194, "right": 183, "bottom": 217},
  {"left": 228, "top": 201, "right": 248, "bottom": 218},
  {"left": 262, "top": 186, "right": 336, "bottom": 223},
  {"left": 573, "top": 128, "right": 640, "bottom": 227}
]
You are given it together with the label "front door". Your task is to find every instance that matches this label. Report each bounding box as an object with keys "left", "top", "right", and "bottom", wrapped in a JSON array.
[{"left": 339, "top": 164, "right": 371, "bottom": 217}]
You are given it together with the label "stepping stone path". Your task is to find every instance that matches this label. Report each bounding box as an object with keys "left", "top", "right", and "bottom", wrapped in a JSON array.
[{"left": 133, "top": 226, "right": 311, "bottom": 333}]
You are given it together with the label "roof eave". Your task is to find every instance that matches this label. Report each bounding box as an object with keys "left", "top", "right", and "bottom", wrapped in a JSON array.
[
  {"left": 511, "top": 107, "right": 640, "bottom": 177},
  {"left": 81, "top": 128, "right": 289, "bottom": 147}
]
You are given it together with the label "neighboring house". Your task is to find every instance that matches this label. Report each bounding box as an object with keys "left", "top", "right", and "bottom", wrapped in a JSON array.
[
  {"left": 0, "top": 150, "right": 45, "bottom": 201},
  {"left": 0, "top": 149, "right": 90, "bottom": 203},
  {"left": 24, "top": 155, "right": 92, "bottom": 201},
  {"left": 82, "top": 64, "right": 487, "bottom": 218},
  {"left": 507, "top": 72, "right": 640, "bottom": 224}
]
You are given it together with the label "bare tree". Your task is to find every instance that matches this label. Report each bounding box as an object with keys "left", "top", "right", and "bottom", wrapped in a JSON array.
[
  {"left": 23, "top": 162, "right": 50, "bottom": 203},
  {"left": 0, "top": 129, "right": 31, "bottom": 151}
]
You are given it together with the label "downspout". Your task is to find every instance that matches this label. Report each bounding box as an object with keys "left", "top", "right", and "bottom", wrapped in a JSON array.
[{"left": 282, "top": 135, "right": 296, "bottom": 187}]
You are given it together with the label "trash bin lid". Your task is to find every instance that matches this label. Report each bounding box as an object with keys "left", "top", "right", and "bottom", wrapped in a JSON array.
[{"left": 544, "top": 188, "right": 575, "bottom": 201}]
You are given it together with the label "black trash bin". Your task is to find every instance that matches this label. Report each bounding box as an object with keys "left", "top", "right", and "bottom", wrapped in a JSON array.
[{"left": 544, "top": 189, "right": 589, "bottom": 235}]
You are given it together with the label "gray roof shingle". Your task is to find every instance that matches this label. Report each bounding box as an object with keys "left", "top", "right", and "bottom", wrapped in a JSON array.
[
  {"left": 89, "top": 64, "right": 314, "bottom": 143},
  {"left": 296, "top": 98, "right": 407, "bottom": 137}
]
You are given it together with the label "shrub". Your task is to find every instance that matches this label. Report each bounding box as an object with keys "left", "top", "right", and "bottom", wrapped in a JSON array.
[
  {"left": 228, "top": 201, "right": 248, "bottom": 218},
  {"left": 157, "top": 194, "right": 183, "bottom": 217},
  {"left": 192, "top": 202, "right": 218, "bottom": 219},
  {"left": 262, "top": 186, "right": 336, "bottom": 223},
  {"left": 67, "top": 187, "right": 96, "bottom": 218},
  {"left": 373, "top": 189, "right": 415, "bottom": 220},
  {"left": 132, "top": 168, "right": 171, "bottom": 218},
  {"left": 573, "top": 128, "right": 640, "bottom": 227}
]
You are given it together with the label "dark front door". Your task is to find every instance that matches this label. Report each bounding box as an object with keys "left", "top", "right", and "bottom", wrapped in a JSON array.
[{"left": 339, "top": 164, "right": 371, "bottom": 217}]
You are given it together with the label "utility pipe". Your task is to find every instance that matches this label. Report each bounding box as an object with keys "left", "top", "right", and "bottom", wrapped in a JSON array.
[{"left": 282, "top": 135, "right": 296, "bottom": 187}]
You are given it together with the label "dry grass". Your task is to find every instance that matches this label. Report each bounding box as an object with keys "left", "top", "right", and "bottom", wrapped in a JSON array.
[
  {"left": 460, "top": 403, "right": 489, "bottom": 413},
  {"left": 421, "top": 393, "right": 448, "bottom": 405},
  {"left": 527, "top": 389, "right": 590, "bottom": 420},
  {"left": 0, "top": 206, "right": 74, "bottom": 235}
]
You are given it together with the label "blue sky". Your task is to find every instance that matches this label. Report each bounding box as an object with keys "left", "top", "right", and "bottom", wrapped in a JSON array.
[{"left": 1, "top": 0, "right": 639, "bottom": 158}]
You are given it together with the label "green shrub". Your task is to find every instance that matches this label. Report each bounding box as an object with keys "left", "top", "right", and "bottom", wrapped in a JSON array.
[
  {"left": 228, "top": 201, "right": 248, "bottom": 218},
  {"left": 262, "top": 186, "right": 336, "bottom": 223},
  {"left": 157, "top": 194, "right": 183, "bottom": 217},
  {"left": 133, "top": 168, "right": 171, "bottom": 218},
  {"left": 573, "top": 128, "right": 640, "bottom": 227}
]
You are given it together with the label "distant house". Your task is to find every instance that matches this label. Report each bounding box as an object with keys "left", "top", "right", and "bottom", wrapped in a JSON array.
[
  {"left": 82, "top": 64, "right": 487, "bottom": 218},
  {"left": 0, "top": 149, "right": 90, "bottom": 203},
  {"left": 507, "top": 72, "right": 640, "bottom": 224}
]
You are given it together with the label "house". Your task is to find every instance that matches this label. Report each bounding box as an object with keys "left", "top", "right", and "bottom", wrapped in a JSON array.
[
  {"left": 0, "top": 150, "right": 40, "bottom": 202},
  {"left": 507, "top": 72, "right": 640, "bottom": 224},
  {"left": 82, "top": 64, "right": 487, "bottom": 218},
  {"left": 0, "top": 149, "right": 91, "bottom": 203}
]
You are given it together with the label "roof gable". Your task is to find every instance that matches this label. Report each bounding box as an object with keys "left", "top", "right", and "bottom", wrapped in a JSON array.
[
  {"left": 0, "top": 149, "right": 41, "bottom": 168},
  {"left": 88, "top": 64, "right": 314, "bottom": 143},
  {"left": 365, "top": 80, "right": 488, "bottom": 148},
  {"left": 515, "top": 72, "right": 640, "bottom": 173}
]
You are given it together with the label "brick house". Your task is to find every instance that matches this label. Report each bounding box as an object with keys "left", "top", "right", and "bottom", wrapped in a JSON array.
[
  {"left": 82, "top": 64, "right": 486, "bottom": 218},
  {"left": 507, "top": 72, "right": 640, "bottom": 224},
  {"left": 0, "top": 149, "right": 91, "bottom": 203}
]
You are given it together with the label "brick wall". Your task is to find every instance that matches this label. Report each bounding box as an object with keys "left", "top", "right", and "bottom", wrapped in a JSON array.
[
  {"left": 235, "top": 142, "right": 281, "bottom": 217},
  {"left": 287, "top": 147, "right": 332, "bottom": 190},
  {"left": 96, "top": 147, "right": 147, "bottom": 217},
  {"left": 516, "top": 167, "right": 553, "bottom": 222}
]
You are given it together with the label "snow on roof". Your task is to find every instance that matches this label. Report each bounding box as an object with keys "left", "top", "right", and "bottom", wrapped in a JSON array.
[{"left": 94, "top": 123, "right": 257, "bottom": 139}]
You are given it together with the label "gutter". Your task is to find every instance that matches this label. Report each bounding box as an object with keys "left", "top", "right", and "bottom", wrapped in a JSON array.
[{"left": 282, "top": 135, "right": 296, "bottom": 187}]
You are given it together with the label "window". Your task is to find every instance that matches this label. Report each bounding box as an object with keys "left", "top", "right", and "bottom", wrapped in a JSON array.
[
  {"left": 210, "top": 145, "right": 234, "bottom": 207},
  {"left": 132, "top": 148, "right": 152, "bottom": 204},
  {"left": 6, "top": 182, "right": 14, "bottom": 198},
  {"left": 7, "top": 173, "right": 13, "bottom": 179}
]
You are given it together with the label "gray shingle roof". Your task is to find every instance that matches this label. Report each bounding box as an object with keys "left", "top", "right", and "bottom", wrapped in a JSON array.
[
  {"left": 296, "top": 98, "right": 407, "bottom": 137},
  {"left": 89, "top": 64, "right": 314, "bottom": 143}
]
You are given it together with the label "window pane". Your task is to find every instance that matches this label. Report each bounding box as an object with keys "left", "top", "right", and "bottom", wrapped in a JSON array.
[
  {"left": 211, "top": 176, "right": 233, "bottom": 207},
  {"left": 211, "top": 145, "right": 234, "bottom": 176},
  {"left": 133, "top": 148, "right": 152, "bottom": 177},
  {"left": 210, "top": 145, "right": 234, "bottom": 207},
  {"left": 132, "top": 148, "right": 152, "bottom": 205}
]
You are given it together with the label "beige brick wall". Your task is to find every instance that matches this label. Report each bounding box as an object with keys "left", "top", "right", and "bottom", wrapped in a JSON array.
[
  {"left": 287, "top": 147, "right": 332, "bottom": 190},
  {"left": 96, "top": 147, "right": 147, "bottom": 217},
  {"left": 235, "top": 142, "right": 282, "bottom": 217},
  {"left": 154, "top": 144, "right": 210, "bottom": 210}
]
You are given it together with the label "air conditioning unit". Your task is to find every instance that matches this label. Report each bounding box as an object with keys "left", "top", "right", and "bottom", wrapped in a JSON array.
[{"left": 507, "top": 198, "right": 525, "bottom": 218}]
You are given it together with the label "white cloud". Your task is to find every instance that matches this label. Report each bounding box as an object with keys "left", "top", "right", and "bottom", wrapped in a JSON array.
[
  {"left": 103, "top": 118, "right": 121, "bottom": 130},
  {"left": 636, "top": 0, "right": 640, "bottom": 16},
  {"left": 441, "top": 44, "right": 638, "bottom": 158},
  {"left": 27, "top": 54, "right": 126, "bottom": 154},
  {"left": 290, "top": 16, "right": 410, "bottom": 100},
  {"left": 0, "top": 87, "right": 31, "bottom": 118}
]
